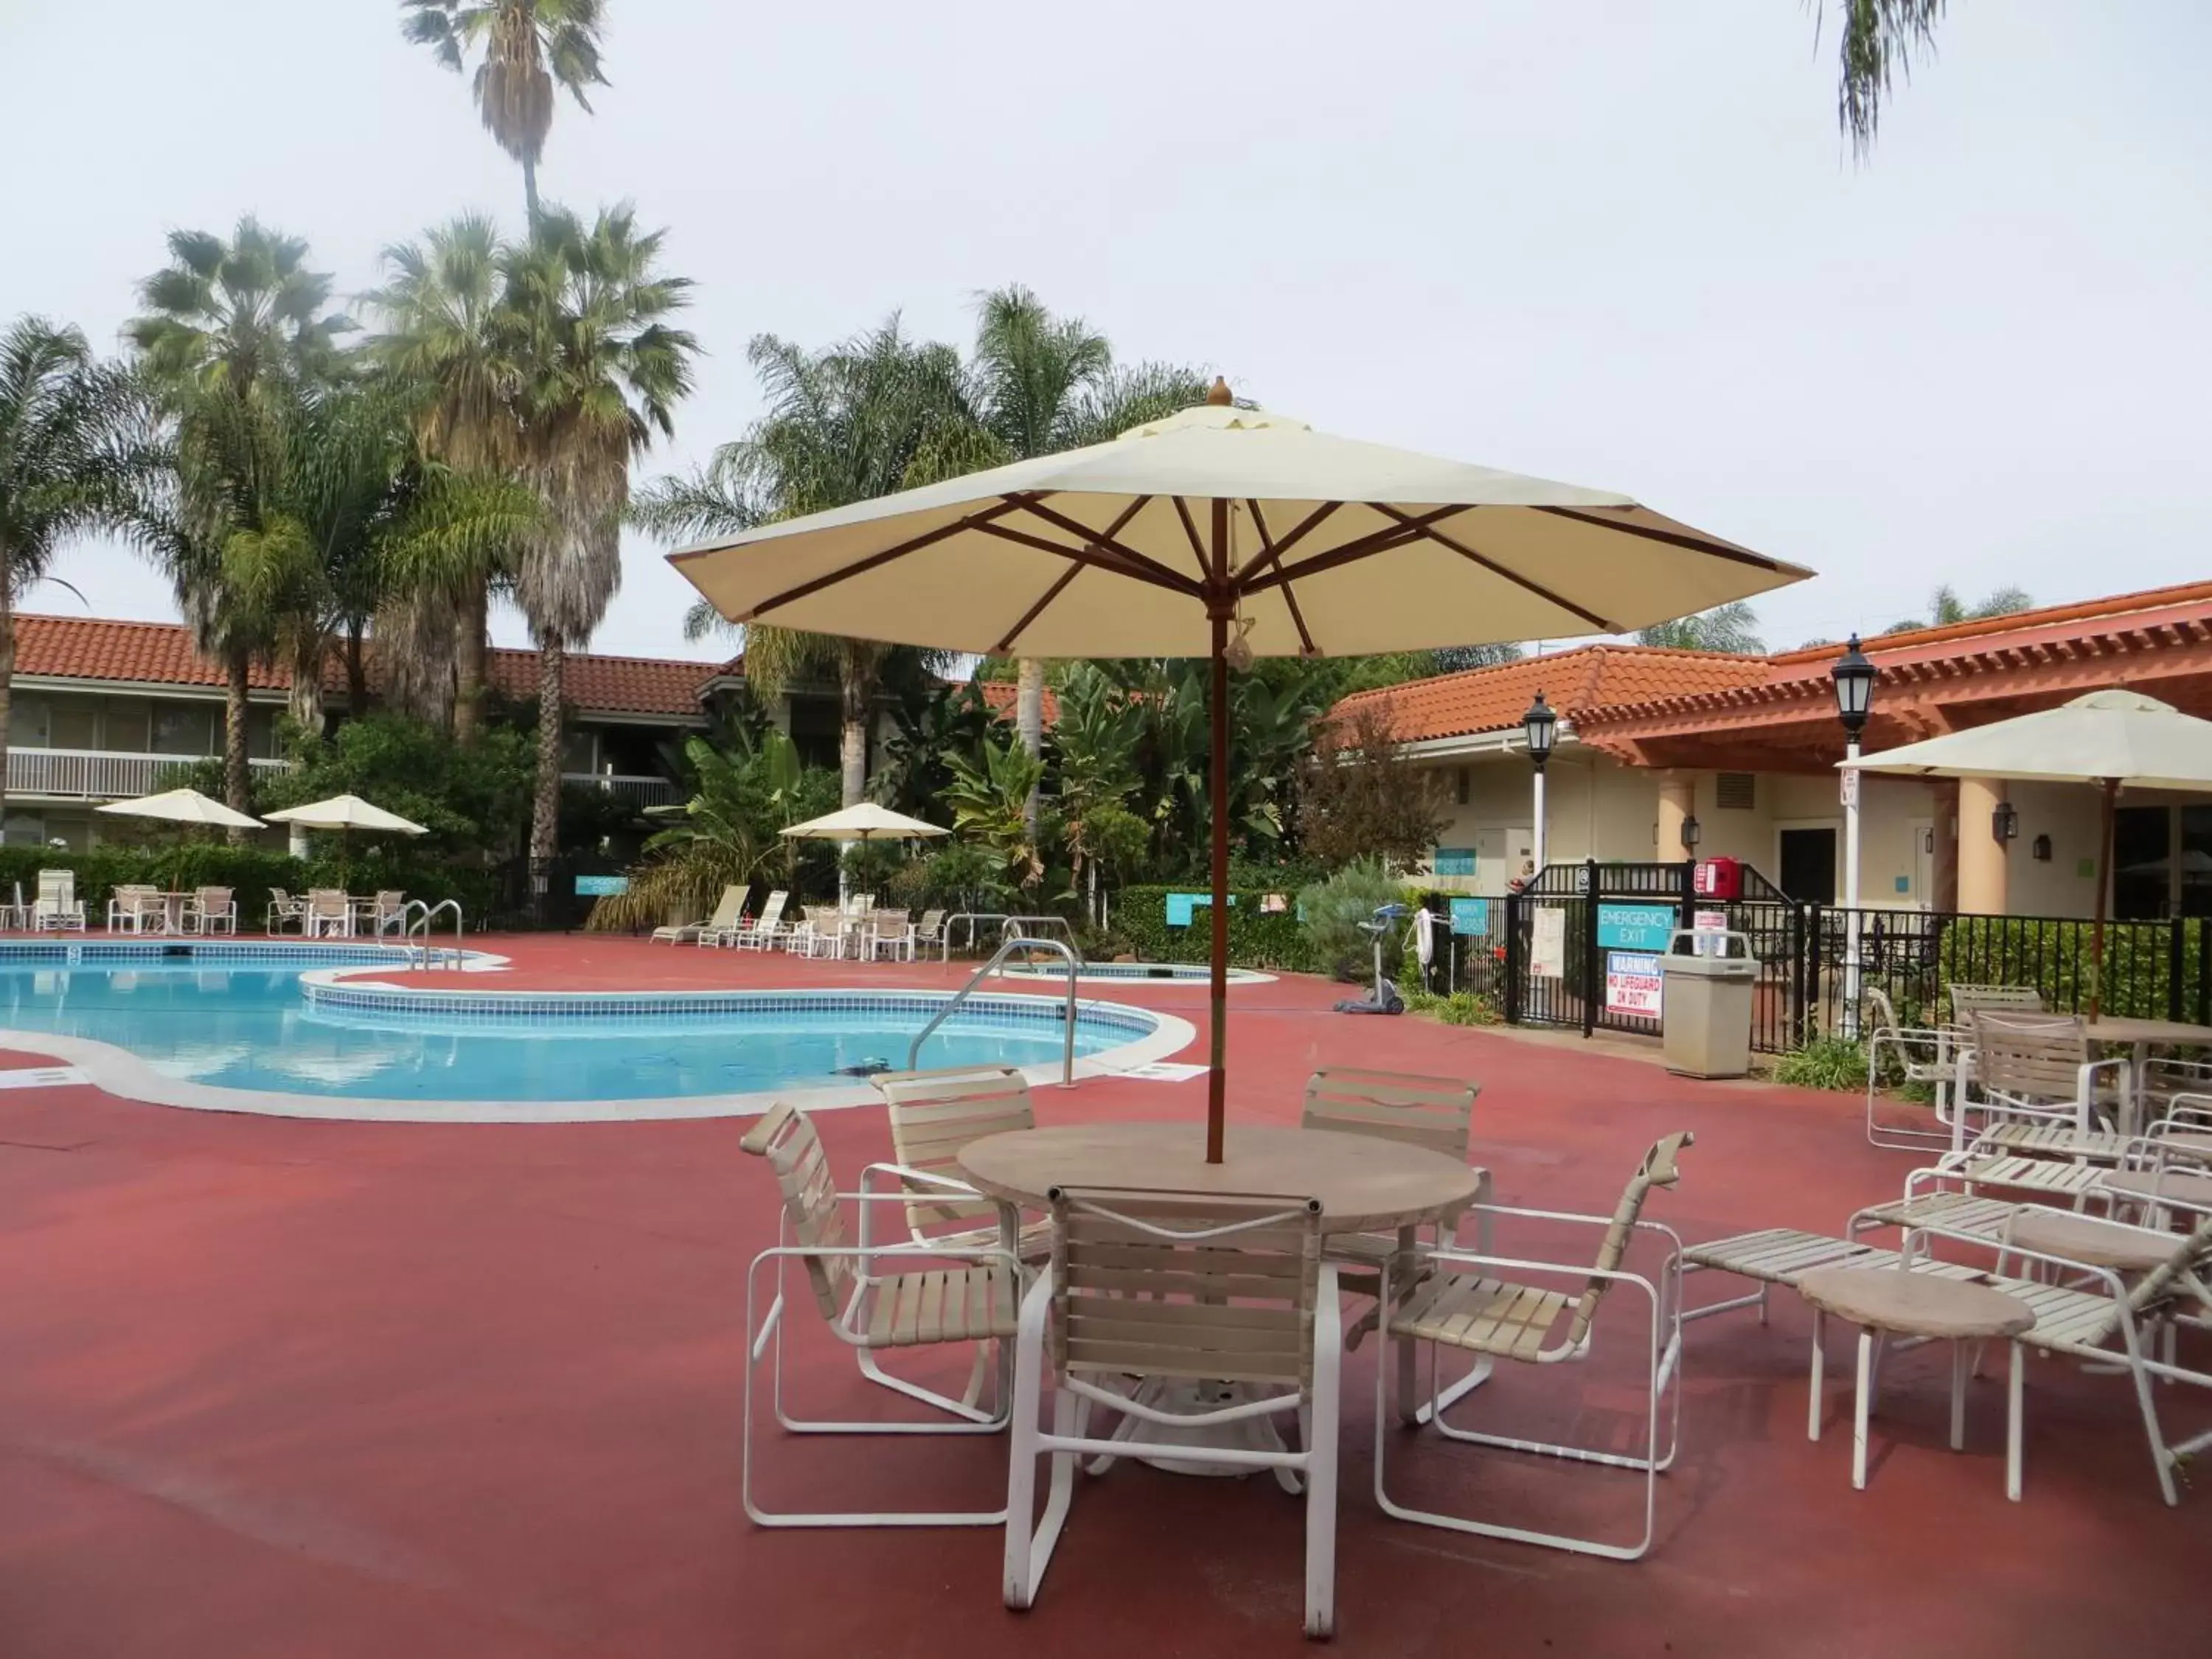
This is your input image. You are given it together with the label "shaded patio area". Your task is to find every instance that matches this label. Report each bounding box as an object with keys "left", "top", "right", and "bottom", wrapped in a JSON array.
[{"left": 0, "top": 936, "right": 2205, "bottom": 1658}]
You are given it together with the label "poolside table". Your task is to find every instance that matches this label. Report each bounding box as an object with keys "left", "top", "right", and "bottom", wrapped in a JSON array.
[
  {"left": 961, "top": 1121, "right": 1489, "bottom": 1456},
  {"left": 2082, "top": 1016, "right": 2212, "bottom": 1134},
  {"left": 1801, "top": 1267, "right": 2036, "bottom": 1499}
]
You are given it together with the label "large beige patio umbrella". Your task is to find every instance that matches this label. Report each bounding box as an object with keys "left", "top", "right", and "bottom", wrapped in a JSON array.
[
  {"left": 1840, "top": 689, "right": 2212, "bottom": 1013},
  {"left": 263, "top": 794, "right": 428, "bottom": 880},
  {"left": 779, "top": 802, "right": 950, "bottom": 842},
  {"left": 96, "top": 787, "right": 264, "bottom": 888},
  {"left": 672, "top": 383, "right": 1810, "bottom": 1160}
]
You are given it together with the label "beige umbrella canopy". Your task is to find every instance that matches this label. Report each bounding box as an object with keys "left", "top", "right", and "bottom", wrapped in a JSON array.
[
  {"left": 780, "top": 803, "right": 950, "bottom": 842},
  {"left": 95, "top": 787, "right": 263, "bottom": 830},
  {"left": 1842, "top": 689, "right": 2212, "bottom": 1012},
  {"left": 672, "top": 383, "right": 1810, "bottom": 1161},
  {"left": 263, "top": 795, "right": 430, "bottom": 835}
]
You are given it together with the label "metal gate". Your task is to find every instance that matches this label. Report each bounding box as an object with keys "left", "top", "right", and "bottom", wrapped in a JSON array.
[{"left": 1503, "top": 860, "right": 1693, "bottom": 1040}]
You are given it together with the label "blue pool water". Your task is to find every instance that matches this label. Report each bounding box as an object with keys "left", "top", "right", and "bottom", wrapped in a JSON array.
[{"left": 0, "top": 953, "right": 1138, "bottom": 1102}]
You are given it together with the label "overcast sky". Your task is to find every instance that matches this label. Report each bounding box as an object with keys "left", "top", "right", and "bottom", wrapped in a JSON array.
[{"left": 5, "top": 1, "right": 2206, "bottom": 666}]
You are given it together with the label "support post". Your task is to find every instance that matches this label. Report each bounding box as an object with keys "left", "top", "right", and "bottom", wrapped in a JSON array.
[
  {"left": 1841, "top": 737, "right": 1863, "bottom": 1037},
  {"left": 1581, "top": 857, "right": 1599, "bottom": 1039},
  {"left": 1205, "top": 503, "right": 1232, "bottom": 1165},
  {"left": 1531, "top": 765, "right": 1548, "bottom": 878}
]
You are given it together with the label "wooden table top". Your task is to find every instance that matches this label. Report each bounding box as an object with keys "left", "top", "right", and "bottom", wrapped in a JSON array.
[
  {"left": 1798, "top": 1267, "right": 2035, "bottom": 1340},
  {"left": 2008, "top": 1211, "right": 2176, "bottom": 1273},
  {"left": 2084, "top": 1017, "right": 2212, "bottom": 1046},
  {"left": 958, "top": 1122, "right": 1485, "bottom": 1236}
]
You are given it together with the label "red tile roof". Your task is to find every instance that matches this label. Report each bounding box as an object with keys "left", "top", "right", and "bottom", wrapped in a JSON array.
[
  {"left": 12, "top": 614, "right": 717, "bottom": 720},
  {"left": 1331, "top": 645, "right": 1769, "bottom": 744},
  {"left": 970, "top": 678, "right": 1060, "bottom": 727}
]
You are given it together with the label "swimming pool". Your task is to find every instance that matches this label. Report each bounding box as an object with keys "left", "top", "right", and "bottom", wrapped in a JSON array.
[{"left": 0, "top": 945, "right": 1177, "bottom": 1119}]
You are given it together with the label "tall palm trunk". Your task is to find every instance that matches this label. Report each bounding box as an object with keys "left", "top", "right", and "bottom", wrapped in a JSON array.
[
  {"left": 1015, "top": 657, "right": 1046, "bottom": 838},
  {"left": 522, "top": 157, "right": 540, "bottom": 224},
  {"left": 287, "top": 631, "right": 325, "bottom": 738},
  {"left": 223, "top": 649, "right": 252, "bottom": 845},
  {"left": 839, "top": 674, "right": 869, "bottom": 808},
  {"left": 454, "top": 580, "right": 490, "bottom": 744},
  {"left": 530, "top": 631, "right": 565, "bottom": 864},
  {"left": 344, "top": 622, "right": 369, "bottom": 717},
  {"left": 0, "top": 580, "right": 15, "bottom": 821}
]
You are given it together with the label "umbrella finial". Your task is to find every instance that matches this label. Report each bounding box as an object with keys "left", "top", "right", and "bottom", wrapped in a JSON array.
[{"left": 1206, "top": 376, "right": 1232, "bottom": 407}]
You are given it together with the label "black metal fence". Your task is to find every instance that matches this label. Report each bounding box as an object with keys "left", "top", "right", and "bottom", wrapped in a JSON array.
[{"left": 1492, "top": 859, "right": 2212, "bottom": 1054}]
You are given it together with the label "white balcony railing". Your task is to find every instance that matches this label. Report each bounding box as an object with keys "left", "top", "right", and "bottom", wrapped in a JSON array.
[
  {"left": 563, "top": 771, "right": 683, "bottom": 807},
  {"left": 6, "top": 748, "right": 288, "bottom": 801}
]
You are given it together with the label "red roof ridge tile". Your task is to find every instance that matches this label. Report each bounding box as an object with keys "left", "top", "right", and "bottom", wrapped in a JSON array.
[{"left": 1765, "top": 578, "right": 2212, "bottom": 664}]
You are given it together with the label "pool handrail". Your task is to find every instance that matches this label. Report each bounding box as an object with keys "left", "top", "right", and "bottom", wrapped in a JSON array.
[
  {"left": 939, "top": 911, "right": 1011, "bottom": 961},
  {"left": 401, "top": 900, "right": 465, "bottom": 970},
  {"left": 908, "top": 934, "right": 1080, "bottom": 1087}
]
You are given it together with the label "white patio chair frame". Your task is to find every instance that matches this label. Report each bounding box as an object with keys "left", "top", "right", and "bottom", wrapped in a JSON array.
[
  {"left": 1861, "top": 985, "right": 1965, "bottom": 1152},
  {"left": 265, "top": 887, "right": 305, "bottom": 935},
  {"left": 106, "top": 884, "right": 163, "bottom": 934},
  {"left": 32, "top": 870, "right": 84, "bottom": 933},
  {"left": 1958, "top": 1011, "right": 2131, "bottom": 1144},
  {"left": 738, "top": 1102, "right": 1019, "bottom": 1530},
  {"left": 1371, "top": 1131, "right": 1691, "bottom": 1563},
  {"left": 731, "top": 891, "right": 790, "bottom": 952},
  {"left": 185, "top": 886, "right": 237, "bottom": 935},
  {"left": 691, "top": 884, "right": 756, "bottom": 948},
  {"left": 1003, "top": 1187, "right": 1340, "bottom": 1638},
  {"left": 863, "top": 908, "right": 917, "bottom": 962},
  {"left": 302, "top": 889, "right": 350, "bottom": 939}
]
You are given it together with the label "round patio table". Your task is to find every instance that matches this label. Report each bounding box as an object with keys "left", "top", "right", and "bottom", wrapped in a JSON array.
[
  {"left": 960, "top": 1122, "right": 1488, "bottom": 1468},
  {"left": 1800, "top": 1267, "right": 2035, "bottom": 1500},
  {"left": 2083, "top": 1016, "right": 2212, "bottom": 1134}
]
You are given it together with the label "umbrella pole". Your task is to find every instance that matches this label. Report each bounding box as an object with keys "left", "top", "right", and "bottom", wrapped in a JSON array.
[
  {"left": 1206, "top": 520, "right": 1232, "bottom": 1164},
  {"left": 2090, "top": 777, "right": 2116, "bottom": 1018}
]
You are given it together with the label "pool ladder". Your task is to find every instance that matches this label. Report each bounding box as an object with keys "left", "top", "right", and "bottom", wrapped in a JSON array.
[
  {"left": 400, "top": 900, "right": 466, "bottom": 970},
  {"left": 908, "top": 935, "right": 1081, "bottom": 1086}
]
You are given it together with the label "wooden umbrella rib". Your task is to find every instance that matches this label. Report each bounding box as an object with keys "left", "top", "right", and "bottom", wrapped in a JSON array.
[
  {"left": 1382, "top": 508, "right": 1621, "bottom": 633},
  {"left": 1279, "top": 574, "right": 1318, "bottom": 656},
  {"left": 739, "top": 496, "right": 1037, "bottom": 618},
  {"left": 1009, "top": 496, "right": 1198, "bottom": 594},
  {"left": 991, "top": 563, "right": 1085, "bottom": 656},
  {"left": 973, "top": 521, "right": 1195, "bottom": 594},
  {"left": 1172, "top": 496, "right": 1210, "bottom": 573},
  {"left": 1234, "top": 499, "right": 1339, "bottom": 583},
  {"left": 1237, "top": 508, "right": 1467, "bottom": 594},
  {"left": 1532, "top": 505, "right": 1785, "bottom": 570}
]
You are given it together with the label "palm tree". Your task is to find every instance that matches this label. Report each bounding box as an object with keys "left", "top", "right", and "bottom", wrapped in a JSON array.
[
  {"left": 0, "top": 318, "right": 138, "bottom": 815},
  {"left": 1882, "top": 582, "right": 2034, "bottom": 635},
  {"left": 1818, "top": 1, "right": 1947, "bottom": 157},
  {"left": 964, "top": 288, "right": 1211, "bottom": 832},
  {"left": 1635, "top": 601, "right": 1765, "bottom": 654},
  {"left": 400, "top": 0, "right": 608, "bottom": 219},
  {"left": 127, "top": 220, "right": 352, "bottom": 828},
  {"left": 634, "top": 320, "right": 970, "bottom": 807},
  {"left": 362, "top": 213, "right": 524, "bottom": 741},
  {"left": 501, "top": 204, "right": 696, "bottom": 871}
]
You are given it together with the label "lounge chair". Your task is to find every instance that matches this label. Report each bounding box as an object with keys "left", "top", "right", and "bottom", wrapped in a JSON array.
[
  {"left": 34, "top": 870, "right": 85, "bottom": 933},
  {"left": 1003, "top": 1189, "right": 1341, "bottom": 1638},
  {"left": 1369, "top": 1133, "right": 1693, "bottom": 1562},
  {"left": 737, "top": 1102, "right": 1018, "bottom": 1528},
  {"left": 265, "top": 888, "right": 305, "bottom": 935},
  {"left": 678, "top": 884, "right": 751, "bottom": 947},
  {"left": 106, "top": 884, "right": 164, "bottom": 933},
  {"left": 184, "top": 886, "right": 237, "bottom": 935},
  {"left": 731, "top": 890, "right": 790, "bottom": 951}
]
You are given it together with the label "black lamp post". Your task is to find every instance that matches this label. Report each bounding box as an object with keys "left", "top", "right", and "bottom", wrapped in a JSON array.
[
  {"left": 1523, "top": 692, "right": 1557, "bottom": 875},
  {"left": 1831, "top": 633, "right": 1878, "bottom": 1034}
]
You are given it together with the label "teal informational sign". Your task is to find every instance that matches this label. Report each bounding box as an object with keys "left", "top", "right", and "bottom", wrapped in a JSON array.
[
  {"left": 1596, "top": 901, "right": 1677, "bottom": 952},
  {"left": 1448, "top": 897, "right": 1490, "bottom": 937},
  {"left": 574, "top": 874, "right": 629, "bottom": 897},
  {"left": 1433, "top": 847, "right": 1477, "bottom": 877},
  {"left": 1164, "top": 891, "right": 1236, "bottom": 928}
]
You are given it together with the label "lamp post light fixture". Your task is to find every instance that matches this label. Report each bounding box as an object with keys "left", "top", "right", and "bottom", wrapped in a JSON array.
[
  {"left": 1680, "top": 813, "right": 1702, "bottom": 854},
  {"left": 1523, "top": 692, "right": 1557, "bottom": 878},
  {"left": 1831, "top": 633, "right": 1877, "bottom": 1035}
]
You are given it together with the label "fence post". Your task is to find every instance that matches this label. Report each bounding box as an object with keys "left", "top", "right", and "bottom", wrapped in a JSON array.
[
  {"left": 2168, "top": 917, "right": 2186, "bottom": 1023},
  {"left": 1581, "top": 858, "right": 1600, "bottom": 1039},
  {"left": 1801, "top": 902, "right": 1823, "bottom": 1044},
  {"left": 1503, "top": 889, "right": 1523, "bottom": 1024}
]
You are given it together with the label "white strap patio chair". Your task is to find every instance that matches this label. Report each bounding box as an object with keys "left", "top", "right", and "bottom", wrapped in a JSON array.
[
  {"left": 106, "top": 884, "right": 162, "bottom": 933},
  {"left": 731, "top": 891, "right": 790, "bottom": 951},
  {"left": 265, "top": 887, "right": 305, "bottom": 935},
  {"left": 1962, "top": 1011, "right": 2131, "bottom": 1140},
  {"left": 33, "top": 870, "right": 83, "bottom": 933},
  {"left": 869, "top": 1066, "right": 1051, "bottom": 1259},
  {"left": 737, "top": 1102, "right": 1019, "bottom": 1529},
  {"left": 686, "top": 884, "right": 753, "bottom": 947},
  {"left": 1862, "top": 986, "right": 1966, "bottom": 1152},
  {"left": 1948, "top": 983, "right": 2048, "bottom": 1020},
  {"left": 914, "top": 908, "right": 947, "bottom": 953},
  {"left": 863, "top": 908, "right": 916, "bottom": 961},
  {"left": 1003, "top": 1187, "right": 1341, "bottom": 1638},
  {"left": 302, "top": 889, "right": 349, "bottom": 937},
  {"left": 1371, "top": 1132, "right": 1693, "bottom": 1562},
  {"left": 186, "top": 886, "right": 237, "bottom": 935}
]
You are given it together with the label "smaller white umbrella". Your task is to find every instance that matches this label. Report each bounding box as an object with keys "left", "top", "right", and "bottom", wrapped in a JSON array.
[
  {"left": 780, "top": 803, "right": 950, "bottom": 843},
  {"left": 263, "top": 795, "right": 430, "bottom": 835},
  {"left": 97, "top": 787, "right": 263, "bottom": 891}
]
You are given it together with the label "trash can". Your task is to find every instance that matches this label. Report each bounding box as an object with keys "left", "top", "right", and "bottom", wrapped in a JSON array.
[{"left": 1658, "top": 928, "right": 1758, "bottom": 1079}]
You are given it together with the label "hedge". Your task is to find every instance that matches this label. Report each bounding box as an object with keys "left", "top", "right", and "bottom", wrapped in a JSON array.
[
  {"left": 1110, "top": 886, "right": 1318, "bottom": 973},
  {"left": 0, "top": 846, "right": 501, "bottom": 931},
  {"left": 1936, "top": 915, "right": 2205, "bottom": 1023}
]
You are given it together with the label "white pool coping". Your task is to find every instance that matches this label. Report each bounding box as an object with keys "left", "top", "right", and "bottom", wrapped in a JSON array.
[{"left": 0, "top": 956, "right": 1197, "bottom": 1123}]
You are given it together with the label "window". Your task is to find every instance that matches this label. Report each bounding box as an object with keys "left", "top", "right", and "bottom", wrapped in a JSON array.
[
  {"left": 1716, "top": 772, "right": 1756, "bottom": 810},
  {"left": 49, "top": 698, "right": 98, "bottom": 750},
  {"left": 2113, "top": 805, "right": 2171, "bottom": 920},
  {"left": 1455, "top": 767, "right": 1470, "bottom": 805},
  {"left": 2, "top": 812, "right": 45, "bottom": 847},
  {"left": 150, "top": 703, "right": 215, "bottom": 756},
  {"left": 8, "top": 695, "right": 45, "bottom": 748},
  {"left": 102, "top": 700, "right": 150, "bottom": 753},
  {"left": 560, "top": 728, "right": 597, "bottom": 773},
  {"left": 1778, "top": 827, "right": 1837, "bottom": 905}
]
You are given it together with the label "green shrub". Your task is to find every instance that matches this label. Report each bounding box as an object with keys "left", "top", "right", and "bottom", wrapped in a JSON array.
[
  {"left": 1773, "top": 1037, "right": 1870, "bottom": 1091},
  {"left": 1110, "top": 884, "right": 1315, "bottom": 973},
  {"left": 1297, "top": 860, "right": 1413, "bottom": 982},
  {"left": 1404, "top": 987, "right": 1500, "bottom": 1026},
  {"left": 1936, "top": 917, "right": 2202, "bottom": 1021}
]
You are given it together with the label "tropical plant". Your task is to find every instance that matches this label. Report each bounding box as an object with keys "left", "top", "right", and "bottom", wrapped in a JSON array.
[
  {"left": 497, "top": 204, "right": 697, "bottom": 870},
  {"left": 1882, "top": 583, "right": 2034, "bottom": 635},
  {"left": 633, "top": 320, "right": 968, "bottom": 805},
  {"left": 0, "top": 317, "right": 138, "bottom": 815},
  {"left": 1295, "top": 858, "right": 1408, "bottom": 982},
  {"left": 943, "top": 736, "right": 1048, "bottom": 893},
  {"left": 1817, "top": 1, "right": 1946, "bottom": 157},
  {"left": 1773, "top": 1036, "right": 1871, "bottom": 1091},
  {"left": 874, "top": 680, "right": 993, "bottom": 820},
  {"left": 400, "top": 0, "right": 608, "bottom": 218},
  {"left": 1051, "top": 662, "right": 1147, "bottom": 916},
  {"left": 1636, "top": 600, "right": 1765, "bottom": 654},
  {"left": 125, "top": 220, "right": 352, "bottom": 830}
]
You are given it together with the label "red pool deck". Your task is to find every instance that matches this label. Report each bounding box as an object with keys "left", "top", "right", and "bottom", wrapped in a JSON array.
[{"left": 0, "top": 934, "right": 2205, "bottom": 1658}]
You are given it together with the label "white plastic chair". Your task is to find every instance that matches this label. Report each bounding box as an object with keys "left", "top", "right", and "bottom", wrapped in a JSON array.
[
  {"left": 737, "top": 1102, "right": 1020, "bottom": 1529},
  {"left": 185, "top": 886, "right": 237, "bottom": 935},
  {"left": 1003, "top": 1187, "right": 1341, "bottom": 1638}
]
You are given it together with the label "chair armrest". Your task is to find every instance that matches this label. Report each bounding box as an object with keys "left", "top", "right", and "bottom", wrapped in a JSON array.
[
  {"left": 1899, "top": 1221, "right": 2131, "bottom": 1304},
  {"left": 858, "top": 1160, "right": 984, "bottom": 1197}
]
